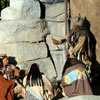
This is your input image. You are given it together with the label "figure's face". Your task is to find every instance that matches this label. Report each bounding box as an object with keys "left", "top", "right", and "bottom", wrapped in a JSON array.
[
  {"left": 71, "top": 23, "right": 77, "bottom": 34},
  {"left": 2, "top": 57, "right": 8, "bottom": 67},
  {"left": 73, "top": 23, "right": 77, "bottom": 30}
]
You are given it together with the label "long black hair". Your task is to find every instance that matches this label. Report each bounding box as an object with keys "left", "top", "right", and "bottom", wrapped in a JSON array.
[
  {"left": 62, "top": 58, "right": 85, "bottom": 77},
  {"left": 0, "top": 55, "right": 7, "bottom": 67},
  {"left": 26, "top": 63, "right": 44, "bottom": 88}
]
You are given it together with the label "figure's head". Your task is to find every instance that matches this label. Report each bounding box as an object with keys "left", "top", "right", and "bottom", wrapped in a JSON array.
[
  {"left": 71, "top": 15, "right": 84, "bottom": 30},
  {"left": 27, "top": 63, "right": 42, "bottom": 86},
  {"left": 29, "top": 63, "right": 40, "bottom": 73},
  {"left": 0, "top": 54, "right": 8, "bottom": 67},
  {"left": 19, "top": 70, "right": 28, "bottom": 80}
]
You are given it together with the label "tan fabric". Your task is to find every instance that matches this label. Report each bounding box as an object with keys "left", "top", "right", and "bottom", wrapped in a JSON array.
[
  {"left": 14, "top": 86, "right": 26, "bottom": 98},
  {"left": 72, "top": 34, "right": 92, "bottom": 73},
  {"left": 23, "top": 75, "right": 52, "bottom": 100},
  {"left": 14, "top": 68, "right": 20, "bottom": 77},
  {"left": 67, "top": 27, "right": 92, "bottom": 73},
  {"left": 72, "top": 36, "right": 86, "bottom": 55}
]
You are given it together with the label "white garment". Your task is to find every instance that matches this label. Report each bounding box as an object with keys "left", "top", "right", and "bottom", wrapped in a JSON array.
[{"left": 23, "top": 75, "right": 52, "bottom": 100}]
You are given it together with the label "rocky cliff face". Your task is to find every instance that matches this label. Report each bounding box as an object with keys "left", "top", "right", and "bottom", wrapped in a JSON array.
[
  {"left": 0, "top": 0, "right": 66, "bottom": 81},
  {"left": 0, "top": 0, "right": 100, "bottom": 99}
]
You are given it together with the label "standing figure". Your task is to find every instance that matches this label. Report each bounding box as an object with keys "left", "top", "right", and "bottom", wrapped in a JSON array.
[
  {"left": 61, "top": 58, "right": 93, "bottom": 97},
  {"left": 23, "top": 63, "right": 53, "bottom": 100},
  {"left": 52, "top": 15, "right": 92, "bottom": 74}
]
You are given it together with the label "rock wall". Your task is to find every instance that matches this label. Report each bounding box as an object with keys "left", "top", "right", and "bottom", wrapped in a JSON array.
[
  {"left": 0, "top": 0, "right": 100, "bottom": 81},
  {"left": 0, "top": 0, "right": 66, "bottom": 81}
]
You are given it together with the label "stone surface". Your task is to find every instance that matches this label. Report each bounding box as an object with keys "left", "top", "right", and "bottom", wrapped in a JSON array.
[
  {"left": 58, "top": 95, "right": 100, "bottom": 100},
  {"left": 45, "top": 2, "right": 65, "bottom": 19},
  {"left": 17, "top": 57, "right": 57, "bottom": 80},
  {"left": 0, "top": 19, "right": 49, "bottom": 43},
  {"left": 1, "top": 7, "right": 21, "bottom": 20},
  {"left": 46, "top": 35, "right": 66, "bottom": 80},
  {"left": 45, "top": 2, "right": 65, "bottom": 35},
  {"left": 10, "top": 0, "right": 31, "bottom": 10},
  {"left": 0, "top": 42, "right": 47, "bottom": 63},
  {"left": 0, "top": 1, "right": 100, "bottom": 99},
  {"left": 47, "top": 21, "right": 65, "bottom": 36},
  {"left": 46, "top": 35, "right": 65, "bottom": 50},
  {"left": 21, "top": 1, "right": 40, "bottom": 19},
  {"left": 50, "top": 50, "right": 66, "bottom": 80},
  {"left": 1, "top": 0, "right": 40, "bottom": 20}
]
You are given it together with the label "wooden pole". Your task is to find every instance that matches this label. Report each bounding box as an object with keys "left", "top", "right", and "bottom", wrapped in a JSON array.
[{"left": 65, "top": 0, "right": 67, "bottom": 35}]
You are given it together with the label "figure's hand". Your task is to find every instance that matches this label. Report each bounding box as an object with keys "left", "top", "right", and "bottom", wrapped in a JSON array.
[
  {"left": 70, "top": 54, "right": 74, "bottom": 58},
  {"left": 14, "top": 68, "right": 20, "bottom": 77},
  {"left": 25, "top": 71, "right": 28, "bottom": 76},
  {"left": 51, "top": 37, "right": 60, "bottom": 45},
  {"left": 65, "top": 34, "right": 69, "bottom": 40}
]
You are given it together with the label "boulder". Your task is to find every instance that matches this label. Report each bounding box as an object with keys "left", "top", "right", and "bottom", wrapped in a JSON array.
[
  {"left": 46, "top": 35, "right": 66, "bottom": 80},
  {"left": 50, "top": 50, "right": 66, "bottom": 80},
  {"left": 1, "top": 0, "right": 40, "bottom": 20},
  {"left": 0, "top": 42, "right": 47, "bottom": 63},
  {"left": 17, "top": 57, "right": 57, "bottom": 80},
  {"left": 47, "top": 21, "right": 65, "bottom": 36},
  {"left": 21, "top": 1, "right": 40, "bottom": 19},
  {"left": 1, "top": 7, "right": 21, "bottom": 20},
  {"left": 0, "top": 19, "right": 49, "bottom": 43},
  {"left": 45, "top": 2, "right": 65, "bottom": 19}
]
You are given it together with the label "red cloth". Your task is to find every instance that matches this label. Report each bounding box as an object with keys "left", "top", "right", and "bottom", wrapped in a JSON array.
[{"left": 0, "top": 74, "right": 15, "bottom": 100}]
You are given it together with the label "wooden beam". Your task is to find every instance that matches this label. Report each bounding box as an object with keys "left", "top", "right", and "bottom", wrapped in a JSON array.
[{"left": 65, "top": 0, "right": 67, "bottom": 35}]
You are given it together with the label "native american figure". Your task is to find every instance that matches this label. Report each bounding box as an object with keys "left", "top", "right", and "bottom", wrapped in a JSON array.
[{"left": 52, "top": 15, "right": 93, "bottom": 74}]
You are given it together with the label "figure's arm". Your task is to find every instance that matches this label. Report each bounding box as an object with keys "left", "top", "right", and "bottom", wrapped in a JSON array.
[
  {"left": 61, "top": 76, "right": 67, "bottom": 87},
  {"left": 72, "top": 36, "right": 86, "bottom": 55},
  {"left": 23, "top": 76, "right": 27, "bottom": 87},
  {"left": 42, "top": 75, "right": 52, "bottom": 92},
  {"left": 51, "top": 35, "right": 69, "bottom": 45},
  {"left": 42, "top": 75, "right": 53, "bottom": 99},
  {"left": 52, "top": 38, "right": 66, "bottom": 45}
]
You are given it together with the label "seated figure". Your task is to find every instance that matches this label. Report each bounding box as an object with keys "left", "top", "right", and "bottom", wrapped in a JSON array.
[
  {"left": 52, "top": 15, "right": 93, "bottom": 74},
  {"left": 61, "top": 58, "right": 93, "bottom": 97},
  {"left": 23, "top": 63, "right": 53, "bottom": 100}
]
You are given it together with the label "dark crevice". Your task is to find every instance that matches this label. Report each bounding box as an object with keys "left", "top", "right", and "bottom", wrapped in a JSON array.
[
  {"left": 44, "top": 39, "right": 58, "bottom": 79},
  {"left": 24, "top": 57, "right": 47, "bottom": 62},
  {"left": 39, "top": 1, "right": 46, "bottom": 19}
]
